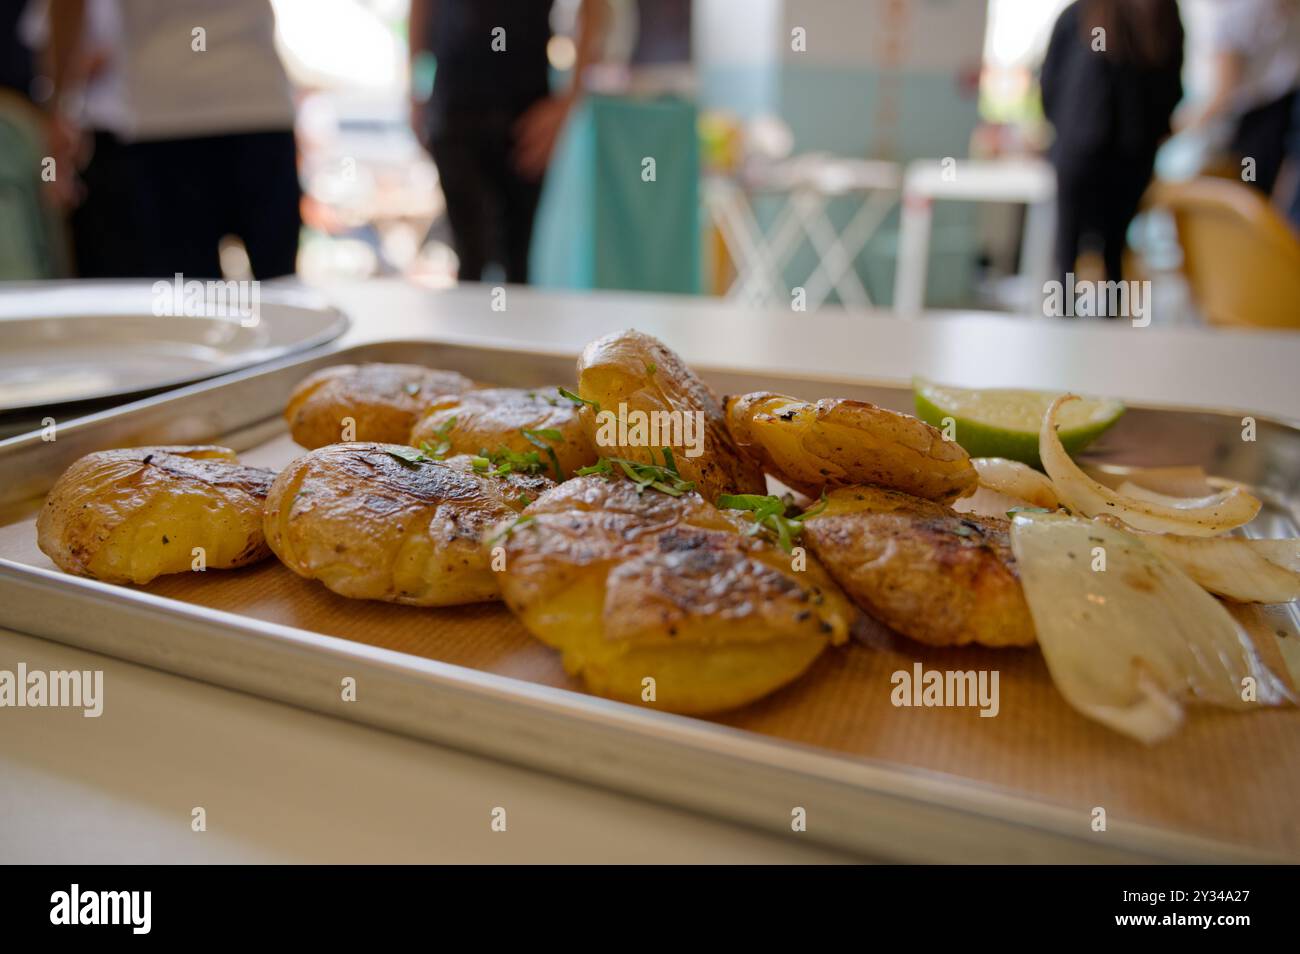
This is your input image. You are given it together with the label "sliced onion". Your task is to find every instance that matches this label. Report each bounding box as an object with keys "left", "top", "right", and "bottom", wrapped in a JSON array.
[
  {"left": 1086, "top": 464, "right": 1212, "bottom": 497},
  {"left": 952, "top": 486, "right": 1034, "bottom": 519},
  {"left": 1010, "top": 511, "right": 1293, "bottom": 743},
  {"left": 971, "top": 457, "right": 1060, "bottom": 509},
  {"left": 1091, "top": 520, "right": 1300, "bottom": 603},
  {"left": 1040, "top": 396, "right": 1260, "bottom": 536},
  {"left": 1116, "top": 481, "right": 1247, "bottom": 510}
]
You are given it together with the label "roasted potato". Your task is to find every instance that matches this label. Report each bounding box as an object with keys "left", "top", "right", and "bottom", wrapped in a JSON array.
[
  {"left": 802, "top": 486, "right": 1035, "bottom": 647},
  {"left": 725, "top": 392, "right": 978, "bottom": 502},
  {"left": 409, "top": 387, "right": 598, "bottom": 478},
  {"left": 286, "top": 363, "right": 475, "bottom": 449},
  {"left": 576, "top": 330, "right": 766, "bottom": 504},
  {"left": 263, "top": 443, "right": 546, "bottom": 606},
  {"left": 36, "top": 446, "right": 274, "bottom": 585},
  {"left": 491, "top": 474, "right": 859, "bottom": 714}
]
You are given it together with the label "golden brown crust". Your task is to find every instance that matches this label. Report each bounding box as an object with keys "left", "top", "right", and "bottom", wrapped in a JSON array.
[
  {"left": 802, "top": 485, "right": 1035, "bottom": 647},
  {"left": 725, "top": 391, "right": 977, "bottom": 501},
  {"left": 262, "top": 442, "right": 543, "bottom": 606},
  {"left": 36, "top": 446, "right": 274, "bottom": 584},
  {"left": 576, "top": 330, "right": 766, "bottom": 504},
  {"left": 492, "top": 474, "right": 859, "bottom": 713},
  {"left": 409, "top": 387, "right": 598, "bottom": 478},
  {"left": 285, "top": 363, "right": 475, "bottom": 449}
]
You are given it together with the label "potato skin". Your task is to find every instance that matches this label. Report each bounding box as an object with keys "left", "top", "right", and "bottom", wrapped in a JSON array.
[
  {"left": 802, "top": 486, "right": 1035, "bottom": 648},
  {"left": 36, "top": 446, "right": 273, "bottom": 585},
  {"left": 725, "top": 392, "right": 978, "bottom": 502},
  {"left": 576, "top": 330, "right": 766, "bottom": 504},
  {"left": 491, "top": 475, "right": 859, "bottom": 714},
  {"left": 409, "top": 387, "right": 598, "bottom": 478},
  {"left": 286, "top": 363, "right": 475, "bottom": 449},
  {"left": 263, "top": 443, "right": 544, "bottom": 606}
]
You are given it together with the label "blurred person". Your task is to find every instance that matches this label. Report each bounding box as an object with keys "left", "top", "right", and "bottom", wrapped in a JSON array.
[
  {"left": 1, "top": 1, "right": 36, "bottom": 100},
  {"left": 1041, "top": 0, "right": 1185, "bottom": 298},
  {"left": 48, "top": 0, "right": 301, "bottom": 280},
  {"left": 409, "top": 0, "right": 608, "bottom": 284},
  {"left": 1176, "top": 0, "right": 1300, "bottom": 197}
]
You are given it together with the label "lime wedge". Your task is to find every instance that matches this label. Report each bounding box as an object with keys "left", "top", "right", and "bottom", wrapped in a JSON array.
[{"left": 913, "top": 378, "right": 1124, "bottom": 467}]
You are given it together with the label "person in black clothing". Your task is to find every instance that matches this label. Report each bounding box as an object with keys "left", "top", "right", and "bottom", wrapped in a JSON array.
[
  {"left": 1041, "top": 0, "right": 1184, "bottom": 300},
  {"left": 409, "top": 0, "right": 606, "bottom": 284},
  {"left": 0, "top": 2, "right": 35, "bottom": 101}
]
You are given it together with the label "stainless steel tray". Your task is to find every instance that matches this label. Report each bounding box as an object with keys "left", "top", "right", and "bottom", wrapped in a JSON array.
[{"left": 1, "top": 337, "right": 1297, "bottom": 863}]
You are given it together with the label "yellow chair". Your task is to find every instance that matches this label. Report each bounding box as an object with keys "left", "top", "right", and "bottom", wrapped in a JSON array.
[{"left": 1145, "top": 177, "right": 1300, "bottom": 329}]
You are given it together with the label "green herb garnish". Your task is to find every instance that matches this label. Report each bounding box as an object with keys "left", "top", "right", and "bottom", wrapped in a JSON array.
[
  {"left": 474, "top": 444, "right": 545, "bottom": 476},
  {"left": 385, "top": 446, "right": 433, "bottom": 468},
  {"left": 521, "top": 428, "right": 565, "bottom": 481},
  {"left": 557, "top": 387, "right": 600, "bottom": 414},
  {"left": 717, "top": 492, "right": 827, "bottom": 553},
  {"left": 419, "top": 415, "right": 458, "bottom": 459},
  {"left": 575, "top": 449, "right": 695, "bottom": 496}
]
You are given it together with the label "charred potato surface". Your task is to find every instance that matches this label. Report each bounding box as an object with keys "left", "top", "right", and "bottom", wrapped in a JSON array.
[
  {"left": 409, "top": 387, "right": 598, "bottom": 478},
  {"left": 286, "top": 363, "right": 475, "bottom": 449},
  {"left": 802, "top": 486, "right": 1035, "bottom": 648},
  {"left": 263, "top": 443, "right": 545, "bottom": 606},
  {"left": 576, "top": 330, "right": 766, "bottom": 504},
  {"left": 725, "top": 391, "right": 977, "bottom": 502},
  {"left": 491, "top": 474, "right": 858, "bottom": 714},
  {"left": 37, "top": 446, "right": 273, "bottom": 585}
]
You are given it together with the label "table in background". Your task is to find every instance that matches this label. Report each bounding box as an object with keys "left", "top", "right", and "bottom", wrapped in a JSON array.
[{"left": 893, "top": 157, "right": 1057, "bottom": 317}]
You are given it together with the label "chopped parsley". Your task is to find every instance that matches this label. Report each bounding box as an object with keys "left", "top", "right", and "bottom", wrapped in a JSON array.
[
  {"left": 717, "top": 492, "right": 827, "bottom": 553},
  {"left": 557, "top": 387, "right": 600, "bottom": 414},
  {"left": 577, "top": 448, "right": 695, "bottom": 497},
  {"left": 520, "top": 428, "right": 565, "bottom": 481},
  {"left": 385, "top": 446, "right": 434, "bottom": 468},
  {"left": 418, "top": 415, "right": 457, "bottom": 459}
]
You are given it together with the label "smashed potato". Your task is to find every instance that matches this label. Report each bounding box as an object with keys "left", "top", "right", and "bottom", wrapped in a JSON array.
[
  {"left": 286, "top": 363, "right": 475, "bottom": 449},
  {"left": 802, "top": 486, "right": 1035, "bottom": 647},
  {"left": 490, "top": 474, "right": 858, "bottom": 714},
  {"left": 576, "top": 330, "right": 766, "bottom": 504},
  {"left": 409, "top": 387, "right": 598, "bottom": 478},
  {"left": 263, "top": 443, "right": 546, "bottom": 606},
  {"left": 37, "top": 446, "right": 273, "bottom": 585},
  {"left": 725, "top": 392, "right": 977, "bottom": 502}
]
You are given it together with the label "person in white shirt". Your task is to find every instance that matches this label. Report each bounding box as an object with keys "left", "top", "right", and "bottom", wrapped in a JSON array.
[
  {"left": 48, "top": 0, "right": 301, "bottom": 278},
  {"left": 1177, "top": 0, "right": 1300, "bottom": 195}
]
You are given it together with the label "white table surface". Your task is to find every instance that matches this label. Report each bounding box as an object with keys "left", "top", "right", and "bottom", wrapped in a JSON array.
[{"left": 2, "top": 278, "right": 1297, "bottom": 864}]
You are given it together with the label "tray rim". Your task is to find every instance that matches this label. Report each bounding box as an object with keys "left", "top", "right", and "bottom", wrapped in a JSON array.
[{"left": 0, "top": 334, "right": 1296, "bottom": 863}]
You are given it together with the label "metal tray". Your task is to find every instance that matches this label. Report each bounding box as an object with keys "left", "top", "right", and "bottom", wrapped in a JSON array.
[{"left": 1, "top": 337, "right": 1297, "bottom": 863}]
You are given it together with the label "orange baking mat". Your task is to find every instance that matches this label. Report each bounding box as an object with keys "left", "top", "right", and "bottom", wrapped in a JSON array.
[{"left": 4, "top": 431, "right": 1298, "bottom": 858}]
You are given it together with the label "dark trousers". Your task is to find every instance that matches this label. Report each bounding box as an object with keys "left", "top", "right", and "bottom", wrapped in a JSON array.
[
  {"left": 1232, "top": 89, "right": 1297, "bottom": 197},
  {"left": 71, "top": 131, "right": 146, "bottom": 278},
  {"left": 426, "top": 110, "right": 543, "bottom": 284},
  {"left": 127, "top": 129, "right": 302, "bottom": 279},
  {"left": 1052, "top": 154, "right": 1155, "bottom": 291}
]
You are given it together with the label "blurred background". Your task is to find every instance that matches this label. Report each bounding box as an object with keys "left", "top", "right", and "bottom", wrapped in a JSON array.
[{"left": 2, "top": 0, "right": 1298, "bottom": 328}]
